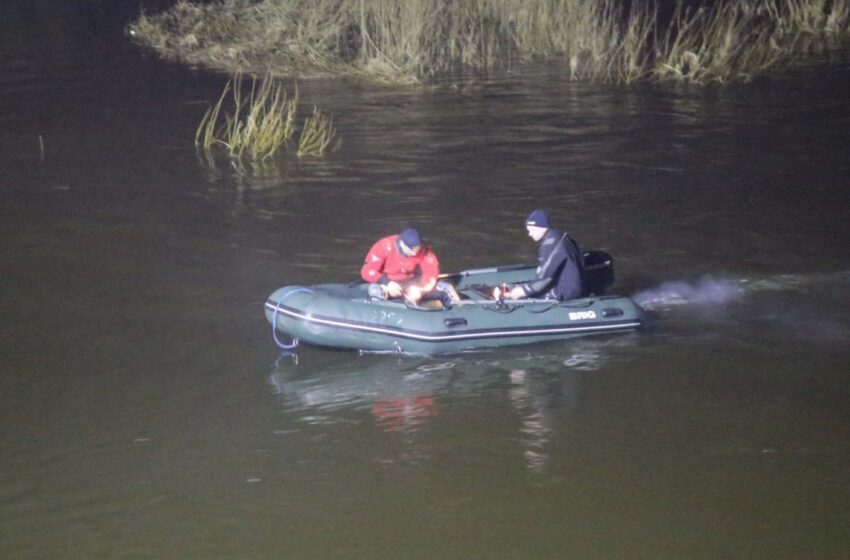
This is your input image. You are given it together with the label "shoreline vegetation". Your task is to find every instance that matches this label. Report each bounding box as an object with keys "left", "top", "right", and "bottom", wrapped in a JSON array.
[{"left": 128, "top": 0, "right": 850, "bottom": 86}]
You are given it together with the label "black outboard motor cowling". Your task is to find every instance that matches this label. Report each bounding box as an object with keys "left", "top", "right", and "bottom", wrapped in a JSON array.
[{"left": 583, "top": 251, "right": 615, "bottom": 295}]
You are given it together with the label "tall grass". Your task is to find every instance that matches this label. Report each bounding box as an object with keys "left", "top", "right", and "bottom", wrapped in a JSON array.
[
  {"left": 196, "top": 72, "right": 297, "bottom": 162},
  {"left": 130, "top": 0, "right": 850, "bottom": 86},
  {"left": 653, "top": 3, "right": 785, "bottom": 84},
  {"left": 653, "top": 0, "right": 850, "bottom": 84},
  {"left": 297, "top": 107, "right": 339, "bottom": 158},
  {"left": 826, "top": 0, "right": 850, "bottom": 34},
  {"left": 765, "top": 0, "right": 850, "bottom": 43},
  {"left": 196, "top": 72, "right": 337, "bottom": 172}
]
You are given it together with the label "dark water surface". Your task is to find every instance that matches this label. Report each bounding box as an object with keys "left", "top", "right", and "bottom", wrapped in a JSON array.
[{"left": 2, "top": 2, "right": 850, "bottom": 558}]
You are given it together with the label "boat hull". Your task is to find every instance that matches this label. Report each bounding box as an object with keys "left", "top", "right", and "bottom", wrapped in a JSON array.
[{"left": 264, "top": 264, "right": 651, "bottom": 355}]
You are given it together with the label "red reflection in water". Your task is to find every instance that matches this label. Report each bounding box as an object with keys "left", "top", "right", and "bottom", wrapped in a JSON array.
[{"left": 372, "top": 396, "right": 437, "bottom": 432}]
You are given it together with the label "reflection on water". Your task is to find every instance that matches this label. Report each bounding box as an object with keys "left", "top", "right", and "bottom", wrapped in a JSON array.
[
  {"left": 265, "top": 339, "right": 630, "bottom": 473},
  {"left": 371, "top": 395, "right": 438, "bottom": 433},
  {"left": 268, "top": 356, "right": 452, "bottom": 416},
  {"left": 507, "top": 368, "right": 581, "bottom": 474}
]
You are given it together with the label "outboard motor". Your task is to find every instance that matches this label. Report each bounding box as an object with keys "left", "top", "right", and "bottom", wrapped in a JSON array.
[{"left": 583, "top": 251, "right": 615, "bottom": 295}]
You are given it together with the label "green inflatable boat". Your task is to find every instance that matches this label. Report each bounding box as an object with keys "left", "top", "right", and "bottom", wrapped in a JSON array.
[{"left": 264, "top": 251, "right": 652, "bottom": 355}]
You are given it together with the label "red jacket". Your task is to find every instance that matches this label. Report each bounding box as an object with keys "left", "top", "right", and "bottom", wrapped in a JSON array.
[{"left": 360, "top": 235, "right": 440, "bottom": 292}]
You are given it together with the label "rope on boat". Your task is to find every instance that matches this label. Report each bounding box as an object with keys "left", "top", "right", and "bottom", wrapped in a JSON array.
[{"left": 270, "top": 288, "right": 314, "bottom": 350}]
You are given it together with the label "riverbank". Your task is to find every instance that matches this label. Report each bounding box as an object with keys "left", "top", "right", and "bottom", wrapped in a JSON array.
[{"left": 128, "top": 0, "right": 850, "bottom": 85}]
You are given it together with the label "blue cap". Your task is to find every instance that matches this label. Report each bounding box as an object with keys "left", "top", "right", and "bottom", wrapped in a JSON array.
[
  {"left": 399, "top": 228, "right": 422, "bottom": 249},
  {"left": 525, "top": 209, "right": 549, "bottom": 228}
]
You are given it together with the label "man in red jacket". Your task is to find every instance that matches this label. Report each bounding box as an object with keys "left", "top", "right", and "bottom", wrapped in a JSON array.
[{"left": 361, "top": 228, "right": 442, "bottom": 305}]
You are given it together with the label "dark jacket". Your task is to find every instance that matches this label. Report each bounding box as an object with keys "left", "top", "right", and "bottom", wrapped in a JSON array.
[{"left": 519, "top": 229, "right": 585, "bottom": 301}]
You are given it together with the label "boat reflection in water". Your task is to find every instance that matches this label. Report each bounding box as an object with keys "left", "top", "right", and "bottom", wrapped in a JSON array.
[
  {"left": 268, "top": 351, "right": 459, "bottom": 429},
  {"left": 267, "top": 337, "right": 634, "bottom": 472}
]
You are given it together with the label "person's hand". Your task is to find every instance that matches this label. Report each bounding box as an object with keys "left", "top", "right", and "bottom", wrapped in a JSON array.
[
  {"left": 385, "top": 281, "right": 403, "bottom": 298},
  {"left": 405, "top": 285, "right": 422, "bottom": 303},
  {"left": 509, "top": 286, "right": 526, "bottom": 299}
]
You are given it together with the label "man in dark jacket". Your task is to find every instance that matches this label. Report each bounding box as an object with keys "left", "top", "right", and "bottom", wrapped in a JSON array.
[{"left": 507, "top": 209, "right": 586, "bottom": 301}]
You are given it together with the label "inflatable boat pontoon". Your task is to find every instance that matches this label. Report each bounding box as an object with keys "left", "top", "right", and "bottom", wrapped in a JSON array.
[{"left": 264, "top": 251, "right": 651, "bottom": 355}]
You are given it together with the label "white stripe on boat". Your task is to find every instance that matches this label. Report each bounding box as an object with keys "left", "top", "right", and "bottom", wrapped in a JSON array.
[{"left": 265, "top": 301, "right": 641, "bottom": 343}]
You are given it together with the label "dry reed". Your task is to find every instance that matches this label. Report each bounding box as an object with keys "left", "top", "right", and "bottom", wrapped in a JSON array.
[
  {"left": 297, "top": 107, "right": 339, "bottom": 158},
  {"left": 130, "top": 0, "right": 850, "bottom": 86},
  {"left": 653, "top": 3, "right": 784, "bottom": 84}
]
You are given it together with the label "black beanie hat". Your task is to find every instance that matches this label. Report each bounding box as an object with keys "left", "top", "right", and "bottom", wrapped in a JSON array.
[
  {"left": 525, "top": 209, "right": 549, "bottom": 228},
  {"left": 399, "top": 228, "right": 422, "bottom": 248}
]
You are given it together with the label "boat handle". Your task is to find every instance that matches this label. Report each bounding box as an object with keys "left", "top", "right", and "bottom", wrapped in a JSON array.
[{"left": 444, "top": 318, "right": 468, "bottom": 328}]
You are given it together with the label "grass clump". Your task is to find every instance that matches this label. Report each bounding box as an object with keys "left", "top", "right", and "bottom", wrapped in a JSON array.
[
  {"left": 130, "top": 0, "right": 850, "bottom": 86},
  {"left": 297, "top": 107, "right": 338, "bottom": 158},
  {"left": 196, "top": 72, "right": 338, "bottom": 173},
  {"left": 196, "top": 72, "right": 297, "bottom": 161}
]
